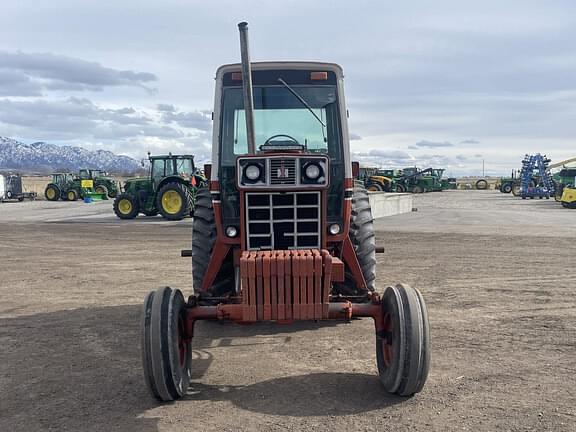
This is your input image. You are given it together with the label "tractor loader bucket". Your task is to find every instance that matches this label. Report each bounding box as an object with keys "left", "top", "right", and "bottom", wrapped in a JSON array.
[{"left": 83, "top": 190, "right": 108, "bottom": 201}]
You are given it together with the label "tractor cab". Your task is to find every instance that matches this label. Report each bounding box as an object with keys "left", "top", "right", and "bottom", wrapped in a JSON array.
[{"left": 149, "top": 154, "right": 196, "bottom": 190}]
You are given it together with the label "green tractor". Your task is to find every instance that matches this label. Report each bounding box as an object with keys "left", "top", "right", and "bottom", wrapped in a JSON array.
[
  {"left": 113, "top": 153, "right": 205, "bottom": 220},
  {"left": 79, "top": 169, "right": 119, "bottom": 198},
  {"left": 44, "top": 173, "right": 108, "bottom": 201}
]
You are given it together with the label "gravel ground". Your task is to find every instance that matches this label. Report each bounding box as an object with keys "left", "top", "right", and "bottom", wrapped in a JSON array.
[{"left": 0, "top": 190, "right": 574, "bottom": 431}]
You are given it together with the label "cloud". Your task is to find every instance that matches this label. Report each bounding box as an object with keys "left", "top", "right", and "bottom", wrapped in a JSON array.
[
  {"left": 0, "top": 51, "right": 157, "bottom": 95},
  {"left": 414, "top": 140, "right": 454, "bottom": 148},
  {"left": 158, "top": 105, "right": 212, "bottom": 131},
  {"left": 349, "top": 133, "right": 362, "bottom": 141},
  {"left": 460, "top": 139, "right": 480, "bottom": 144}
]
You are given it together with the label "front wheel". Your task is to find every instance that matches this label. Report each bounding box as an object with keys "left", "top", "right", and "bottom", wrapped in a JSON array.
[
  {"left": 412, "top": 185, "right": 423, "bottom": 194},
  {"left": 377, "top": 284, "right": 430, "bottom": 397},
  {"left": 95, "top": 185, "right": 109, "bottom": 196},
  {"left": 475, "top": 179, "right": 488, "bottom": 190},
  {"left": 502, "top": 183, "right": 512, "bottom": 194},
  {"left": 396, "top": 184, "right": 406, "bottom": 193},
  {"left": 67, "top": 190, "right": 78, "bottom": 201},
  {"left": 141, "top": 287, "right": 192, "bottom": 401},
  {"left": 366, "top": 183, "right": 383, "bottom": 192},
  {"left": 113, "top": 193, "right": 139, "bottom": 219}
]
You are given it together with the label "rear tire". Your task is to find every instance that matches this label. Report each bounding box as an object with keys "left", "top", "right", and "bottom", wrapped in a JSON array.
[
  {"left": 113, "top": 193, "right": 139, "bottom": 219},
  {"left": 45, "top": 184, "right": 60, "bottom": 201},
  {"left": 335, "top": 183, "right": 376, "bottom": 295},
  {"left": 192, "top": 188, "right": 234, "bottom": 296},
  {"left": 412, "top": 186, "right": 423, "bottom": 194},
  {"left": 157, "top": 182, "right": 192, "bottom": 221},
  {"left": 475, "top": 179, "right": 488, "bottom": 190},
  {"left": 141, "top": 287, "right": 191, "bottom": 401},
  {"left": 377, "top": 284, "right": 430, "bottom": 396}
]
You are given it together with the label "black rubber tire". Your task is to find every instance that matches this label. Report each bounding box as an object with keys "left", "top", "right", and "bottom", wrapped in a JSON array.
[
  {"left": 113, "top": 193, "right": 140, "bottom": 219},
  {"left": 95, "top": 185, "right": 109, "bottom": 196},
  {"left": 475, "top": 179, "right": 488, "bottom": 190},
  {"left": 501, "top": 183, "right": 512, "bottom": 194},
  {"left": 67, "top": 189, "right": 79, "bottom": 201},
  {"left": 396, "top": 184, "right": 406, "bottom": 193},
  {"left": 156, "top": 182, "right": 192, "bottom": 221},
  {"left": 141, "top": 287, "right": 192, "bottom": 402},
  {"left": 366, "top": 183, "right": 383, "bottom": 192},
  {"left": 511, "top": 183, "right": 521, "bottom": 197},
  {"left": 377, "top": 284, "right": 430, "bottom": 397},
  {"left": 6, "top": 191, "right": 13, "bottom": 199},
  {"left": 412, "top": 186, "right": 423, "bottom": 194},
  {"left": 334, "top": 183, "right": 376, "bottom": 296},
  {"left": 45, "top": 184, "right": 60, "bottom": 201},
  {"left": 192, "top": 188, "right": 234, "bottom": 296}
]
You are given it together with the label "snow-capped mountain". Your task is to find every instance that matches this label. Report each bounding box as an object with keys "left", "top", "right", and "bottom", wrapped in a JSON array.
[{"left": 0, "top": 137, "right": 142, "bottom": 174}]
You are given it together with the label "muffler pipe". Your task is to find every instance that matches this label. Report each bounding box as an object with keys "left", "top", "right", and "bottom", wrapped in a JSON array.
[{"left": 238, "top": 21, "right": 256, "bottom": 155}]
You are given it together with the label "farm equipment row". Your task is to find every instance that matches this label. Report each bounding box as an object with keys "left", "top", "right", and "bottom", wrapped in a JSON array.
[
  {"left": 360, "top": 166, "right": 456, "bottom": 193},
  {"left": 44, "top": 169, "right": 118, "bottom": 201}
]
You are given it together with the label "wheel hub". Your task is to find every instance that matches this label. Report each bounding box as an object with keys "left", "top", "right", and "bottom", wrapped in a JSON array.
[{"left": 162, "top": 190, "right": 183, "bottom": 214}]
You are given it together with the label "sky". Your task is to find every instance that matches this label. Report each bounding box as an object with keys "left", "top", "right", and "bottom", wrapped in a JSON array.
[{"left": 1, "top": 0, "right": 575, "bottom": 175}]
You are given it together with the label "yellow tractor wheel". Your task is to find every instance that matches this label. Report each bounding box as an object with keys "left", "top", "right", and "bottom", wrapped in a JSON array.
[
  {"left": 67, "top": 190, "right": 78, "bottom": 201},
  {"left": 113, "top": 193, "right": 139, "bottom": 219},
  {"left": 156, "top": 183, "right": 192, "bottom": 221}
]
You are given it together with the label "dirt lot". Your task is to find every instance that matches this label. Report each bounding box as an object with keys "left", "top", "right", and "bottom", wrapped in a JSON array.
[{"left": 0, "top": 191, "right": 574, "bottom": 431}]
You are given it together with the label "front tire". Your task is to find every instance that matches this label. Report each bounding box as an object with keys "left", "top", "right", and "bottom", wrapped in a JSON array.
[
  {"left": 95, "top": 185, "right": 109, "bottom": 196},
  {"left": 366, "top": 183, "right": 383, "bottom": 192},
  {"left": 412, "top": 185, "right": 423, "bottom": 194},
  {"left": 501, "top": 183, "right": 512, "bottom": 194},
  {"left": 113, "top": 193, "right": 139, "bottom": 219},
  {"left": 141, "top": 287, "right": 192, "bottom": 401},
  {"left": 45, "top": 184, "right": 60, "bottom": 201},
  {"left": 157, "top": 183, "right": 192, "bottom": 221},
  {"left": 377, "top": 284, "right": 430, "bottom": 396},
  {"left": 67, "top": 189, "right": 78, "bottom": 201}
]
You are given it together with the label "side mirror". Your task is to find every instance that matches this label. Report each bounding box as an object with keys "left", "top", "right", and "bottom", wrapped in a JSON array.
[
  {"left": 351, "top": 161, "right": 360, "bottom": 178},
  {"left": 204, "top": 164, "right": 212, "bottom": 180}
]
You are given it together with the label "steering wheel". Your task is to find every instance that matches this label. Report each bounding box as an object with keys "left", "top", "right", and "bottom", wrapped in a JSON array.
[{"left": 263, "top": 134, "right": 300, "bottom": 145}]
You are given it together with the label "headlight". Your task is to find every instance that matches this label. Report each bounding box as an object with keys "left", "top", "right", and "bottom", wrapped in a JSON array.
[
  {"left": 225, "top": 226, "right": 238, "bottom": 238},
  {"left": 305, "top": 163, "right": 321, "bottom": 180},
  {"left": 329, "top": 223, "right": 341, "bottom": 235},
  {"left": 244, "top": 164, "right": 261, "bottom": 181}
]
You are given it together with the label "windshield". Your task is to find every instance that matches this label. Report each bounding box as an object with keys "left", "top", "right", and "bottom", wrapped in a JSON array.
[
  {"left": 220, "top": 85, "right": 342, "bottom": 165},
  {"left": 176, "top": 159, "right": 194, "bottom": 175}
]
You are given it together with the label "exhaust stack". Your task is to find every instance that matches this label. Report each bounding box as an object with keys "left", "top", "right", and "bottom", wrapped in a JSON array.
[{"left": 238, "top": 21, "right": 256, "bottom": 155}]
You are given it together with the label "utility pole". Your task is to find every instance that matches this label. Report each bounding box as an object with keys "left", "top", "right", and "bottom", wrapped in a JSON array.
[{"left": 482, "top": 159, "right": 485, "bottom": 177}]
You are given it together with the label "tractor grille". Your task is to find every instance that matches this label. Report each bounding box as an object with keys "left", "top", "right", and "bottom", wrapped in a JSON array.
[
  {"left": 245, "top": 192, "right": 320, "bottom": 250},
  {"left": 270, "top": 158, "right": 297, "bottom": 185}
]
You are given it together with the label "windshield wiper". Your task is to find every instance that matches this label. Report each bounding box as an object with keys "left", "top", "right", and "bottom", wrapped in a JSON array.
[{"left": 277, "top": 78, "right": 326, "bottom": 128}]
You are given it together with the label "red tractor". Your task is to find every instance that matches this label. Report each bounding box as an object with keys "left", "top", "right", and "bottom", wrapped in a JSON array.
[{"left": 141, "top": 22, "right": 430, "bottom": 401}]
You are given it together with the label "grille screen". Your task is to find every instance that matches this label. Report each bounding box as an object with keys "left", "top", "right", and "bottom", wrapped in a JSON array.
[
  {"left": 246, "top": 192, "right": 320, "bottom": 250},
  {"left": 270, "top": 158, "right": 297, "bottom": 185}
]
